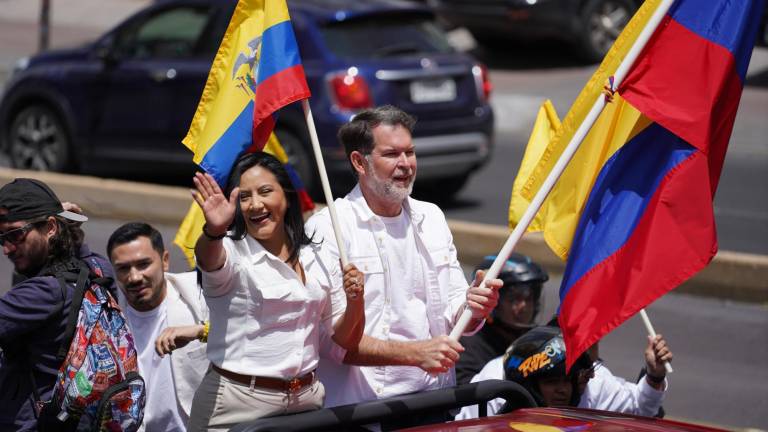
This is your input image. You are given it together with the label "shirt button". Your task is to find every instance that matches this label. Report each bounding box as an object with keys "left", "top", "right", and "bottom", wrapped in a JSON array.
[
  {"left": 382, "top": 325, "right": 389, "bottom": 334},
  {"left": 384, "top": 297, "right": 390, "bottom": 304},
  {"left": 376, "top": 387, "right": 383, "bottom": 394}
]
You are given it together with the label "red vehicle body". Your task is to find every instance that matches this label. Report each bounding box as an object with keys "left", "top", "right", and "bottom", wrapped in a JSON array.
[
  {"left": 402, "top": 407, "right": 727, "bottom": 432},
  {"left": 231, "top": 380, "right": 725, "bottom": 432}
]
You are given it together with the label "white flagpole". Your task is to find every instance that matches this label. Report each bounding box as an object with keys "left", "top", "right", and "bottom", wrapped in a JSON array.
[
  {"left": 301, "top": 99, "right": 349, "bottom": 268},
  {"left": 639, "top": 308, "right": 674, "bottom": 373},
  {"left": 449, "top": 0, "right": 677, "bottom": 341}
]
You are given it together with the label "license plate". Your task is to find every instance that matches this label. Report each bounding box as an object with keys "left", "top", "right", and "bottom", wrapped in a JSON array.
[{"left": 410, "top": 78, "right": 456, "bottom": 103}]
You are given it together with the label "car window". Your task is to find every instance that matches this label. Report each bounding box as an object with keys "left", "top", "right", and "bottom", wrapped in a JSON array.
[
  {"left": 113, "top": 6, "right": 213, "bottom": 60},
  {"left": 319, "top": 14, "right": 454, "bottom": 60}
]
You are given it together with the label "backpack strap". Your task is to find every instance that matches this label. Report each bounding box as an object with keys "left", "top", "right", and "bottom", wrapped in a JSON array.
[
  {"left": 56, "top": 265, "right": 90, "bottom": 360},
  {"left": 28, "top": 367, "right": 41, "bottom": 418}
]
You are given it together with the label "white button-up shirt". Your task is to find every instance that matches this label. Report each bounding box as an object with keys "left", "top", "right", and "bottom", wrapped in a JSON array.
[
  {"left": 201, "top": 235, "right": 343, "bottom": 378},
  {"left": 306, "top": 185, "right": 471, "bottom": 407}
]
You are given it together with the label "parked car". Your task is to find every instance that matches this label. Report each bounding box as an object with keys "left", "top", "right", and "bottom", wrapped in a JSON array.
[
  {"left": 0, "top": 0, "right": 494, "bottom": 199},
  {"left": 229, "top": 380, "right": 727, "bottom": 431},
  {"left": 760, "top": 4, "right": 768, "bottom": 47},
  {"left": 433, "top": 0, "right": 641, "bottom": 62}
]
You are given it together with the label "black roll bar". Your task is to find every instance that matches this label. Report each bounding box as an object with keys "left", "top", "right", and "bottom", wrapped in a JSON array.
[{"left": 230, "top": 379, "right": 537, "bottom": 432}]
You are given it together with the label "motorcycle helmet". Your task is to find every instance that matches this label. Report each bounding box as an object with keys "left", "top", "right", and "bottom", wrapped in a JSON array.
[
  {"left": 502, "top": 326, "right": 592, "bottom": 407},
  {"left": 475, "top": 254, "right": 548, "bottom": 328}
]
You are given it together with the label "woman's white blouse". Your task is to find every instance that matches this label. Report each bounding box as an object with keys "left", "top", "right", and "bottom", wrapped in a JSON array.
[{"left": 201, "top": 236, "right": 344, "bottom": 378}]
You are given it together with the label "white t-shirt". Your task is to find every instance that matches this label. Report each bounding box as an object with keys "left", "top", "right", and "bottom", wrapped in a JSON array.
[
  {"left": 376, "top": 211, "right": 438, "bottom": 395},
  {"left": 126, "top": 298, "right": 186, "bottom": 432}
]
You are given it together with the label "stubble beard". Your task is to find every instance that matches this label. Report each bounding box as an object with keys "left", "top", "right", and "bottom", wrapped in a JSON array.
[{"left": 366, "top": 158, "right": 415, "bottom": 204}]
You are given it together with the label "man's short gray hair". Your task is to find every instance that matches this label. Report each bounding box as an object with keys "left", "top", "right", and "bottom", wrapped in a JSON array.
[{"left": 337, "top": 105, "right": 416, "bottom": 173}]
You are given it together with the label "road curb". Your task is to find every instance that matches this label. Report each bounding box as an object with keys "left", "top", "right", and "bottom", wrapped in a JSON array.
[
  {"left": 2, "top": 167, "right": 767, "bottom": 304},
  {"left": 0, "top": 168, "right": 191, "bottom": 225}
]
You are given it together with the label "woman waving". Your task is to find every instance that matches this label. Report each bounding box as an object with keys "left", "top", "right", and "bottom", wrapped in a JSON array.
[{"left": 188, "top": 152, "right": 364, "bottom": 431}]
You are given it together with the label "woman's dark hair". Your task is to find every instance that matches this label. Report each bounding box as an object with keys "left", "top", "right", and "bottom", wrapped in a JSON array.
[{"left": 224, "top": 152, "right": 311, "bottom": 264}]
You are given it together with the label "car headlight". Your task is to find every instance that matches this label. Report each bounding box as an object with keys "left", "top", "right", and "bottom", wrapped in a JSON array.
[{"left": 12, "top": 57, "right": 30, "bottom": 75}]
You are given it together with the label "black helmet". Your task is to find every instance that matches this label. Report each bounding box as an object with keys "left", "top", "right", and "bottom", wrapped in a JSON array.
[
  {"left": 476, "top": 254, "right": 548, "bottom": 286},
  {"left": 476, "top": 254, "right": 548, "bottom": 326},
  {"left": 502, "top": 326, "right": 591, "bottom": 407}
]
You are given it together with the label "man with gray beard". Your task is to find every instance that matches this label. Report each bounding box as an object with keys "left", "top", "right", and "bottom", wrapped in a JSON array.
[{"left": 306, "top": 105, "right": 501, "bottom": 415}]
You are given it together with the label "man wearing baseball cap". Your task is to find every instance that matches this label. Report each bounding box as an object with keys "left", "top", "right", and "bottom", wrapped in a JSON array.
[{"left": 0, "top": 178, "right": 114, "bottom": 431}]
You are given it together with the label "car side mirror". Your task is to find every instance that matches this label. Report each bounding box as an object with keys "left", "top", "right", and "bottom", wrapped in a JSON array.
[{"left": 95, "top": 44, "right": 120, "bottom": 67}]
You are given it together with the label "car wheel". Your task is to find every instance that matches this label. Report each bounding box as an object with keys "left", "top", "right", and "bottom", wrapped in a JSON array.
[
  {"left": 8, "top": 105, "right": 72, "bottom": 172},
  {"left": 274, "top": 129, "right": 318, "bottom": 198},
  {"left": 579, "top": 0, "right": 634, "bottom": 62}
]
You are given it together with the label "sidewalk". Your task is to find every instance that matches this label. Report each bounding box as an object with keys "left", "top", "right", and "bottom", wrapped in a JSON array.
[{"left": 0, "top": 0, "right": 150, "bottom": 72}]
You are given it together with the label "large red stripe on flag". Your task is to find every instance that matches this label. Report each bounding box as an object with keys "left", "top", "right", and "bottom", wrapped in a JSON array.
[
  {"left": 559, "top": 149, "right": 717, "bottom": 368},
  {"left": 253, "top": 64, "right": 310, "bottom": 130},
  {"left": 620, "top": 16, "right": 743, "bottom": 191}
]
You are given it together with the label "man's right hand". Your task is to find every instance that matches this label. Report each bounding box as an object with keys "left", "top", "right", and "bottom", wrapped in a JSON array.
[
  {"left": 155, "top": 324, "right": 206, "bottom": 357},
  {"left": 410, "top": 336, "right": 465, "bottom": 375}
]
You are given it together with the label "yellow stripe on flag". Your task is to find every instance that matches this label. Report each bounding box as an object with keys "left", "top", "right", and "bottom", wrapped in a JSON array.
[
  {"left": 541, "top": 96, "right": 651, "bottom": 259},
  {"left": 509, "top": 0, "right": 662, "bottom": 260},
  {"left": 520, "top": 0, "right": 662, "bottom": 200},
  {"left": 509, "top": 100, "right": 561, "bottom": 233}
]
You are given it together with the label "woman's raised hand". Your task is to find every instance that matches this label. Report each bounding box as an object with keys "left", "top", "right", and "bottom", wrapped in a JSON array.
[{"left": 192, "top": 172, "right": 239, "bottom": 235}]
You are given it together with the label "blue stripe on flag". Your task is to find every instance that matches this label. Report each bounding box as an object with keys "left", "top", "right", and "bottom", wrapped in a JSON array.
[
  {"left": 257, "top": 20, "right": 302, "bottom": 85},
  {"left": 559, "top": 123, "right": 695, "bottom": 298},
  {"left": 669, "top": 0, "right": 764, "bottom": 79},
  {"left": 200, "top": 101, "right": 254, "bottom": 186}
]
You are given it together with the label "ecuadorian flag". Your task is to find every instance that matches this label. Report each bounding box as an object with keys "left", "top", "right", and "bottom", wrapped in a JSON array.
[
  {"left": 509, "top": 0, "right": 764, "bottom": 369},
  {"left": 183, "top": 0, "right": 310, "bottom": 182},
  {"left": 175, "top": 0, "right": 313, "bottom": 266}
]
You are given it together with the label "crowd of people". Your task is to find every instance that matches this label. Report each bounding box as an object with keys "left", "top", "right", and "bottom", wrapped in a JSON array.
[{"left": 0, "top": 105, "right": 672, "bottom": 431}]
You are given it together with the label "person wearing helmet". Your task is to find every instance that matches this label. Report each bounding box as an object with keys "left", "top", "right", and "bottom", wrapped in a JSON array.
[
  {"left": 502, "top": 326, "right": 593, "bottom": 407},
  {"left": 455, "top": 324, "right": 672, "bottom": 420},
  {"left": 455, "top": 325, "right": 592, "bottom": 419},
  {"left": 455, "top": 254, "right": 548, "bottom": 385}
]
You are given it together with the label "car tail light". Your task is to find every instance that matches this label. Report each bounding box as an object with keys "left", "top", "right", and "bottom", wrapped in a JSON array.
[
  {"left": 328, "top": 68, "right": 373, "bottom": 110},
  {"left": 472, "top": 63, "right": 492, "bottom": 102}
]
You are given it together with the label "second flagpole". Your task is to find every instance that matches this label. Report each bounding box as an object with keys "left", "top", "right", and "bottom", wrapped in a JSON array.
[{"left": 301, "top": 99, "right": 350, "bottom": 269}]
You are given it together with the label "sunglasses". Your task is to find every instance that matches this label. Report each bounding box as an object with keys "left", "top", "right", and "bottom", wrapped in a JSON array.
[{"left": 0, "top": 219, "right": 47, "bottom": 246}]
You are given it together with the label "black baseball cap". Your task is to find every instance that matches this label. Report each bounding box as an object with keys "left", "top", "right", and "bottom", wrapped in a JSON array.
[{"left": 0, "top": 178, "right": 88, "bottom": 223}]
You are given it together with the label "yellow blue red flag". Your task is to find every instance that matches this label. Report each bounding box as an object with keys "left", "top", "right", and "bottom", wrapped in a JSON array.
[
  {"left": 175, "top": 0, "right": 314, "bottom": 266},
  {"left": 182, "top": 0, "right": 310, "bottom": 184},
  {"left": 509, "top": 0, "right": 764, "bottom": 370}
]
